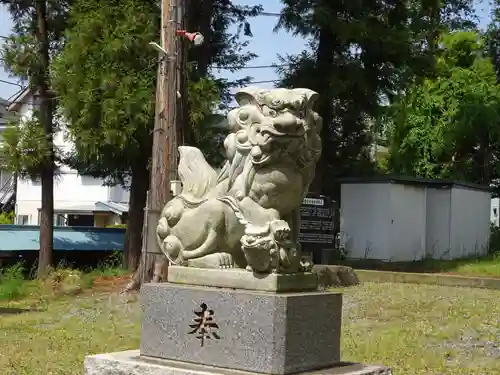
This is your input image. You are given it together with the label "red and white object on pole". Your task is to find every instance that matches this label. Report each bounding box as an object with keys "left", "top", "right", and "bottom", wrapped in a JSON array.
[{"left": 175, "top": 30, "right": 204, "bottom": 46}]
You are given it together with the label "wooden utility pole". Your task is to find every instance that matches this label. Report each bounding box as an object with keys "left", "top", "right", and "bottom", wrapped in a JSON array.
[
  {"left": 127, "top": 0, "right": 193, "bottom": 290},
  {"left": 143, "top": 0, "right": 178, "bottom": 284}
]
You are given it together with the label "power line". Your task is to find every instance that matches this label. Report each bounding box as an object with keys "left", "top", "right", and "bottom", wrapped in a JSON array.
[
  {"left": 0, "top": 48, "right": 287, "bottom": 71},
  {"left": 246, "top": 79, "right": 279, "bottom": 84},
  {"left": 0, "top": 55, "right": 287, "bottom": 71},
  {"left": 7, "top": 87, "right": 26, "bottom": 101},
  {"left": 213, "top": 63, "right": 287, "bottom": 69},
  {"left": 0, "top": 79, "right": 24, "bottom": 88},
  {"left": 0, "top": 46, "right": 286, "bottom": 73},
  {"left": 3, "top": 78, "right": 281, "bottom": 107},
  {"left": 259, "top": 12, "right": 280, "bottom": 17},
  {"left": 0, "top": 11, "right": 280, "bottom": 42},
  {"left": 0, "top": 9, "right": 282, "bottom": 43}
]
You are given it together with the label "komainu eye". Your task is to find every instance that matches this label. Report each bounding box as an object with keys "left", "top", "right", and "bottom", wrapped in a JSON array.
[{"left": 238, "top": 111, "right": 249, "bottom": 122}]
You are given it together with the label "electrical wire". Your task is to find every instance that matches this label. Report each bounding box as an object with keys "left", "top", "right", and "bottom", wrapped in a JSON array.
[
  {"left": 259, "top": 12, "right": 280, "bottom": 17},
  {"left": 0, "top": 7, "right": 285, "bottom": 104},
  {"left": 1, "top": 78, "right": 282, "bottom": 107},
  {"left": 0, "top": 79, "right": 23, "bottom": 87},
  {"left": 212, "top": 63, "right": 287, "bottom": 69}
]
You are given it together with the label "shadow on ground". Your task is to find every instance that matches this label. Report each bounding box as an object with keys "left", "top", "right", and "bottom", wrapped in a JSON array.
[{"left": 0, "top": 307, "right": 45, "bottom": 315}]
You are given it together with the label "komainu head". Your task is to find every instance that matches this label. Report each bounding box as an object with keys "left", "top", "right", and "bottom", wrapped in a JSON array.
[{"left": 226, "top": 87, "right": 322, "bottom": 170}]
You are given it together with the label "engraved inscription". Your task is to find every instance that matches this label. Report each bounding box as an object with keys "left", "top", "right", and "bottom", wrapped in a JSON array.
[{"left": 188, "top": 303, "right": 220, "bottom": 346}]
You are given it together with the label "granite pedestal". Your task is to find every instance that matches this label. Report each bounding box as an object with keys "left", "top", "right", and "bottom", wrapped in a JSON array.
[
  {"left": 84, "top": 268, "right": 392, "bottom": 375},
  {"left": 140, "top": 283, "right": 342, "bottom": 374},
  {"left": 166, "top": 266, "right": 318, "bottom": 292},
  {"left": 84, "top": 351, "right": 392, "bottom": 375}
]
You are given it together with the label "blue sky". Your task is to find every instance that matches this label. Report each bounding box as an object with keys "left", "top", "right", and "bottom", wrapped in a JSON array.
[{"left": 0, "top": 0, "right": 493, "bottom": 100}]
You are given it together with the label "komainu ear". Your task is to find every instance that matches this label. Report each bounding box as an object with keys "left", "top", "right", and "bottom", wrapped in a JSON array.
[
  {"left": 291, "top": 88, "right": 319, "bottom": 111},
  {"left": 234, "top": 87, "right": 262, "bottom": 106}
]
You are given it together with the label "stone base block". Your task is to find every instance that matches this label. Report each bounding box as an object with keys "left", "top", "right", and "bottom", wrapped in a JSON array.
[
  {"left": 140, "top": 283, "right": 341, "bottom": 374},
  {"left": 84, "top": 351, "right": 392, "bottom": 375},
  {"left": 167, "top": 266, "right": 318, "bottom": 292}
]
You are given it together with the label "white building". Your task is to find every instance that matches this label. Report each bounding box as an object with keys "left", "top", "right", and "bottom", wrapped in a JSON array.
[
  {"left": 6, "top": 88, "right": 130, "bottom": 227},
  {"left": 339, "top": 177, "right": 492, "bottom": 261}
]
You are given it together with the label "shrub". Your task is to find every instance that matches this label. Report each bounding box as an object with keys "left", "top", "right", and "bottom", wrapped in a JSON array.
[
  {"left": 489, "top": 224, "right": 500, "bottom": 255},
  {"left": 0, "top": 211, "right": 15, "bottom": 224},
  {"left": 105, "top": 223, "right": 126, "bottom": 228},
  {"left": 0, "top": 263, "right": 28, "bottom": 301}
]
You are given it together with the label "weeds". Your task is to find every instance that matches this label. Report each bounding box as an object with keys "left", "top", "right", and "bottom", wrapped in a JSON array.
[
  {"left": 0, "top": 255, "right": 129, "bottom": 302},
  {"left": 0, "top": 263, "right": 30, "bottom": 301},
  {"left": 489, "top": 224, "right": 500, "bottom": 255},
  {"left": 0, "top": 211, "right": 14, "bottom": 224}
]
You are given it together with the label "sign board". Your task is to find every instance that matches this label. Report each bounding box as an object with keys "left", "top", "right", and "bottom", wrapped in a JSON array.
[{"left": 298, "top": 194, "right": 335, "bottom": 245}]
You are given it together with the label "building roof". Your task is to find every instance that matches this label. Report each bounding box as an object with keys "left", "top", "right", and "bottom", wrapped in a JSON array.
[
  {"left": 0, "top": 225, "right": 125, "bottom": 252},
  {"left": 95, "top": 201, "right": 129, "bottom": 215},
  {"left": 337, "top": 175, "right": 493, "bottom": 193},
  {"left": 36, "top": 202, "right": 129, "bottom": 215},
  {"left": 7, "top": 87, "right": 32, "bottom": 112}
]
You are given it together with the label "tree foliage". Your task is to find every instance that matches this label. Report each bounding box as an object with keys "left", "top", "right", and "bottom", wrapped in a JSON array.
[
  {"left": 53, "top": 0, "right": 162, "bottom": 270},
  {"left": 486, "top": 0, "right": 500, "bottom": 83},
  {"left": 52, "top": 0, "right": 158, "bottom": 180},
  {"left": 387, "top": 31, "right": 500, "bottom": 187},
  {"left": 0, "top": 211, "right": 14, "bottom": 224},
  {"left": 53, "top": 0, "right": 261, "bottom": 270},
  {"left": 0, "top": 0, "right": 70, "bottom": 177},
  {"left": 275, "top": 0, "right": 476, "bottom": 197},
  {"left": 0, "top": 0, "right": 71, "bottom": 277},
  {"left": 1, "top": 115, "right": 61, "bottom": 179},
  {"left": 187, "top": 0, "right": 262, "bottom": 106},
  {"left": 54, "top": 0, "right": 262, "bottom": 180},
  {"left": 0, "top": 0, "right": 70, "bottom": 81}
]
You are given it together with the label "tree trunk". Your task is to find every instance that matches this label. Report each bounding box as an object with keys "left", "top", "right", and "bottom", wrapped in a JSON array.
[
  {"left": 123, "top": 164, "right": 150, "bottom": 271},
  {"left": 187, "top": 0, "right": 212, "bottom": 78},
  {"left": 38, "top": 164, "right": 54, "bottom": 277},
  {"left": 425, "top": 0, "right": 441, "bottom": 58},
  {"left": 35, "top": 0, "right": 54, "bottom": 278},
  {"left": 310, "top": 26, "right": 335, "bottom": 194},
  {"left": 124, "top": 192, "right": 167, "bottom": 292},
  {"left": 184, "top": 0, "right": 213, "bottom": 146}
]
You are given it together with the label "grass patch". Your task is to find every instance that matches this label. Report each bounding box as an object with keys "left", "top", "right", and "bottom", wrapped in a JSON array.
[
  {"left": 0, "top": 288, "right": 139, "bottom": 375},
  {"left": 341, "top": 283, "right": 500, "bottom": 374},
  {"left": 0, "top": 264, "right": 34, "bottom": 301},
  {"left": 339, "top": 253, "right": 500, "bottom": 277},
  {"left": 80, "top": 252, "right": 131, "bottom": 289},
  {"left": 0, "top": 282, "right": 499, "bottom": 374},
  {"left": 0, "top": 255, "right": 130, "bottom": 303},
  {"left": 443, "top": 254, "right": 500, "bottom": 277}
]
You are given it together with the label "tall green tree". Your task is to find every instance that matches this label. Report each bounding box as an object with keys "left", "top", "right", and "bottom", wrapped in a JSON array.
[
  {"left": 53, "top": 0, "right": 162, "bottom": 270},
  {"left": 275, "top": 0, "right": 476, "bottom": 199},
  {"left": 0, "top": 0, "right": 71, "bottom": 277},
  {"left": 387, "top": 31, "right": 500, "bottom": 187},
  {"left": 53, "top": 0, "right": 261, "bottom": 270},
  {"left": 187, "top": 0, "right": 262, "bottom": 104},
  {"left": 185, "top": 0, "right": 262, "bottom": 165},
  {"left": 486, "top": 0, "right": 500, "bottom": 82}
]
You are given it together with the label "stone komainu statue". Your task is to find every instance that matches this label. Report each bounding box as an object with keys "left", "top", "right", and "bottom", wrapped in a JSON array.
[{"left": 156, "top": 87, "right": 322, "bottom": 274}]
